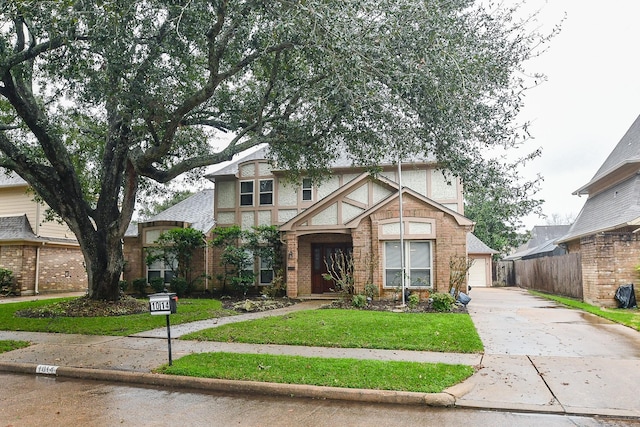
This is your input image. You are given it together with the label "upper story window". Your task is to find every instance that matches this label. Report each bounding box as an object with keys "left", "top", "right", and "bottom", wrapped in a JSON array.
[
  {"left": 302, "top": 178, "right": 313, "bottom": 201},
  {"left": 240, "top": 181, "right": 254, "bottom": 206},
  {"left": 259, "top": 179, "right": 273, "bottom": 205}
]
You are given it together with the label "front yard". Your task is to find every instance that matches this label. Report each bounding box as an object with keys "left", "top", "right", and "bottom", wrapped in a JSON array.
[{"left": 0, "top": 296, "right": 481, "bottom": 393}]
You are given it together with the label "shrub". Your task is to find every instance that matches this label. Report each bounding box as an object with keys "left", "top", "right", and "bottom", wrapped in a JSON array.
[
  {"left": 0, "top": 267, "right": 14, "bottom": 287},
  {"left": 363, "top": 283, "right": 378, "bottom": 300},
  {"left": 149, "top": 277, "right": 166, "bottom": 293},
  {"left": 132, "top": 278, "right": 148, "bottom": 296},
  {"left": 118, "top": 280, "right": 129, "bottom": 293},
  {"left": 351, "top": 293, "right": 367, "bottom": 308},
  {"left": 408, "top": 293, "right": 420, "bottom": 309},
  {"left": 170, "top": 277, "right": 190, "bottom": 297},
  {"left": 431, "top": 293, "right": 456, "bottom": 312}
]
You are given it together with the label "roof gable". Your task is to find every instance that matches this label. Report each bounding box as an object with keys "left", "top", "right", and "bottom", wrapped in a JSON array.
[
  {"left": 280, "top": 173, "right": 472, "bottom": 232},
  {"left": 575, "top": 114, "right": 640, "bottom": 195},
  {"left": 560, "top": 174, "right": 640, "bottom": 242}
]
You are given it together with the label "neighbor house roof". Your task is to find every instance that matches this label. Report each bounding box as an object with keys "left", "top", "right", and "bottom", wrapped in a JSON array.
[
  {"left": 126, "top": 189, "right": 215, "bottom": 237},
  {"left": 506, "top": 225, "right": 571, "bottom": 260},
  {"left": 0, "top": 215, "right": 38, "bottom": 241},
  {"left": 559, "top": 174, "right": 640, "bottom": 243},
  {"left": 575, "top": 114, "right": 640, "bottom": 196},
  {"left": 0, "top": 170, "right": 27, "bottom": 188}
]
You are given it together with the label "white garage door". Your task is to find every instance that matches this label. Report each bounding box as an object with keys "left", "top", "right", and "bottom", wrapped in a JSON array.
[{"left": 468, "top": 257, "right": 488, "bottom": 287}]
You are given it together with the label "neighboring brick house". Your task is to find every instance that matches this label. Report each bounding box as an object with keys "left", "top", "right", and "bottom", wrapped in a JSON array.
[
  {"left": 205, "top": 147, "right": 484, "bottom": 299},
  {"left": 558, "top": 114, "right": 640, "bottom": 307},
  {"left": 0, "top": 171, "right": 87, "bottom": 295},
  {"left": 123, "top": 189, "right": 215, "bottom": 291}
]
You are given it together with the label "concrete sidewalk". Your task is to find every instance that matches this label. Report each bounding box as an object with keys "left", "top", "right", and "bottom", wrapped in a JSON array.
[{"left": 0, "top": 289, "right": 639, "bottom": 418}]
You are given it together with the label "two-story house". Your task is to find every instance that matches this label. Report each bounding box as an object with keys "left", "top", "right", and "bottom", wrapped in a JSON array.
[
  {"left": 205, "top": 147, "right": 480, "bottom": 299},
  {"left": 0, "top": 171, "right": 87, "bottom": 295}
]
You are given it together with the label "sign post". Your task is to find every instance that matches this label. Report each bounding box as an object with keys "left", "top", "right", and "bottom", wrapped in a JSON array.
[{"left": 149, "top": 292, "right": 178, "bottom": 366}]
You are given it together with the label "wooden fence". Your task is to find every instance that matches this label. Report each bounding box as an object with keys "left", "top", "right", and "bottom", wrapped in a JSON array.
[{"left": 495, "top": 253, "right": 583, "bottom": 300}]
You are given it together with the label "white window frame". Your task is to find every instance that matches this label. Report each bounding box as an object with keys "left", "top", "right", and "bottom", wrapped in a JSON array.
[
  {"left": 383, "top": 240, "right": 433, "bottom": 288},
  {"left": 259, "top": 179, "right": 274, "bottom": 206},
  {"left": 302, "top": 178, "right": 313, "bottom": 201},
  {"left": 240, "top": 180, "right": 254, "bottom": 206},
  {"left": 147, "top": 254, "right": 177, "bottom": 284}
]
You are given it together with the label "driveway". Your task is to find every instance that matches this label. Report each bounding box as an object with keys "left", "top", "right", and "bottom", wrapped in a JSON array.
[{"left": 459, "top": 287, "right": 640, "bottom": 417}]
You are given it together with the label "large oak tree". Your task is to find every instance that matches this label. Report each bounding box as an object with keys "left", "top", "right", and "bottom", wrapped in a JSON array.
[{"left": 0, "top": 0, "right": 548, "bottom": 300}]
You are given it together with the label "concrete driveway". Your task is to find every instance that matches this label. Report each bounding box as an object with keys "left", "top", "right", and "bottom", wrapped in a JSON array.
[{"left": 459, "top": 287, "right": 640, "bottom": 417}]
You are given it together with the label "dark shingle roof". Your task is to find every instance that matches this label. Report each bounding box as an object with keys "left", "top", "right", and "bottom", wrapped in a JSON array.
[
  {"left": 590, "top": 114, "right": 640, "bottom": 185},
  {"left": 0, "top": 215, "right": 38, "bottom": 241},
  {"left": 127, "top": 189, "right": 215, "bottom": 237},
  {"left": 560, "top": 174, "right": 640, "bottom": 242}
]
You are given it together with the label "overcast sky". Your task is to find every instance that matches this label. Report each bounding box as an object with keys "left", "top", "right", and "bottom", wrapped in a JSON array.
[{"left": 509, "top": 0, "right": 640, "bottom": 228}]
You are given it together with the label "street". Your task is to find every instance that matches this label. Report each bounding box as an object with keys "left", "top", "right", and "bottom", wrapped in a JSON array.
[{"left": 0, "top": 373, "right": 637, "bottom": 427}]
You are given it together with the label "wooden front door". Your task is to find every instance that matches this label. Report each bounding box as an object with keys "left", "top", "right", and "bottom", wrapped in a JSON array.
[{"left": 311, "top": 243, "right": 353, "bottom": 294}]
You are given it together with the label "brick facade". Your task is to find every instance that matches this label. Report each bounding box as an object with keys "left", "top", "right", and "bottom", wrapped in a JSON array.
[
  {"left": 285, "top": 192, "right": 471, "bottom": 299},
  {"left": 0, "top": 243, "right": 87, "bottom": 295},
  {"left": 123, "top": 222, "right": 212, "bottom": 293},
  {"left": 579, "top": 233, "right": 640, "bottom": 308}
]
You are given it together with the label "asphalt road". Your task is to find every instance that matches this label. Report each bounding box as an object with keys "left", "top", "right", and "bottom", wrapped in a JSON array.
[{"left": 1, "top": 373, "right": 637, "bottom": 427}]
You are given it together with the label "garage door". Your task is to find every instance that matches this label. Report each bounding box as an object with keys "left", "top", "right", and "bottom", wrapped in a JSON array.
[{"left": 468, "top": 257, "right": 488, "bottom": 287}]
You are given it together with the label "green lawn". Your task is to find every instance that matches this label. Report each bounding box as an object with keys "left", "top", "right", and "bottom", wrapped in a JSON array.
[
  {"left": 181, "top": 309, "right": 484, "bottom": 353},
  {"left": 157, "top": 352, "right": 474, "bottom": 393},
  {"left": 530, "top": 291, "right": 640, "bottom": 331},
  {"left": 0, "top": 298, "right": 233, "bottom": 336},
  {"left": 0, "top": 340, "right": 30, "bottom": 353}
]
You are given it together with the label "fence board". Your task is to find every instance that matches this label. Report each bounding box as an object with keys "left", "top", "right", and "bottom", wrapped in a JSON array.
[{"left": 512, "top": 253, "right": 582, "bottom": 299}]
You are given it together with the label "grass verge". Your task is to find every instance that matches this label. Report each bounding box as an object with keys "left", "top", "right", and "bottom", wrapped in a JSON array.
[
  {"left": 530, "top": 291, "right": 640, "bottom": 331},
  {"left": 157, "top": 352, "right": 474, "bottom": 393},
  {"left": 0, "top": 298, "right": 232, "bottom": 336},
  {"left": 0, "top": 340, "right": 29, "bottom": 354},
  {"left": 181, "top": 309, "right": 483, "bottom": 353}
]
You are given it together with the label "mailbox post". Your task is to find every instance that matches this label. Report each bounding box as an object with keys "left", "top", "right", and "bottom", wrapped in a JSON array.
[{"left": 149, "top": 292, "right": 177, "bottom": 365}]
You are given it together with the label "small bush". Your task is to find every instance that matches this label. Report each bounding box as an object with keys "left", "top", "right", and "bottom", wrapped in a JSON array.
[
  {"left": 118, "top": 280, "right": 129, "bottom": 293},
  {"left": 363, "top": 283, "right": 379, "bottom": 300},
  {"left": 431, "top": 293, "right": 456, "bottom": 312},
  {"left": 351, "top": 294, "right": 367, "bottom": 308},
  {"left": 170, "top": 277, "right": 190, "bottom": 298},
  {"left": 132, "top": 278, "right": 148, "bottom": 296},
  {"left": 0, "top": 267, "right": 14, "bottom": 287},
  {"left": 149, "top": 277, "right": 166, "bottom": 293},
  {"left": 408, "top": 293, "right": 420, "bottom": 309}
]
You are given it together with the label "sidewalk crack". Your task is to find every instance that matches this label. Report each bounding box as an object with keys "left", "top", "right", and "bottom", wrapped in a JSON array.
[{"left": 527, "top": 355, "right": 566, "bottom": 412}]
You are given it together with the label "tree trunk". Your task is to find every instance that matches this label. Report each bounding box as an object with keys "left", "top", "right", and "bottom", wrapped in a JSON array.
[{"left": 81, "top": 226, "right": 127, "bottom": 301}]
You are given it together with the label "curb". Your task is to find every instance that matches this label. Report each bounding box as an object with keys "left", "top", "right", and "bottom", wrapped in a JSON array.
[{"left": 0, "top": 362, "right": 457, "bottom": 407}]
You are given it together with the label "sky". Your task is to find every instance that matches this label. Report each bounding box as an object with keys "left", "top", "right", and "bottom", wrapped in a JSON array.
[{"left": 507, "top": 1, "right": 640, "bottom": 229}]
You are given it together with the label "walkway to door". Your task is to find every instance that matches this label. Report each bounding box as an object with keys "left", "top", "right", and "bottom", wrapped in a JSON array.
[{"left": 459, "top": 287, "right": 640, "bottom": 416}]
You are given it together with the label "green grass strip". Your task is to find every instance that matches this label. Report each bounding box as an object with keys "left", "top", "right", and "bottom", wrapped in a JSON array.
[
  {"left": 0, "top": 340, "right": 29, "bottom": 353},
  {"left": 0, "top": 298, "right": 231, "bottom": 336},
  {"left": 158, "top": 352, "right": 474, "bottom": 393},
  {"left": 530, "top": 291, "right": 640, "bottom": 331},
  {"left": 181, "top": 309, "right": 483, "bottom": 353}
]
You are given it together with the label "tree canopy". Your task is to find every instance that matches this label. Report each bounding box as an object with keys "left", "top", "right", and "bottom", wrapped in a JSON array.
[{"left": 0, "top": 0, "right": 550, "bottom": 299}]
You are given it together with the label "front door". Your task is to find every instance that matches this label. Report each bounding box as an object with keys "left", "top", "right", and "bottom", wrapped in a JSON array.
[{"left": 311, "top": 243, "right": 353, "bottom": 294}]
